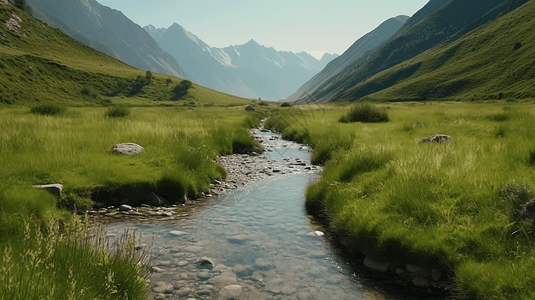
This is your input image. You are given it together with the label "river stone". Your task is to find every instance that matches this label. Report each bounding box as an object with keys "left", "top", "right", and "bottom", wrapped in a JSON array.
[
  {"left": 175, "top": 287, "right": 193, "bottom": 297},
  {"left": 169, "top": 231, "right": 187, "bottom": 236},
  {"left": 151, "top": 266, "right": 164, "bottom": 273},
  {"left": 112, "top": 143, "right": 144, "bottom": 155},
  {"left": 198, "top": 256, "right": 215, "bottom": 269},
  {"left": 119, "top": 204, "right": 133, "bottom": 211},
  {"left": 412, "top": 276, "right": 431, "bottom": 288},
  {"left": 177, "top": 260, "right": 189, "bottom": 267},
  {"left": 419, "top": 134, "right": 452, "bottom": 144},
  {"left": 218, "top": 285, "right": 243, "bottom": 300},
  {"left": 152, "top": 282, "right": 174, "bottom": 294},
  {"left": 197, "top": 270, "right": 211, "bottom": 280},
  {"left": 406, "top": 264, "right": 422, "bottom": 273},
  {"left": 32, "top": 184, "right": 63, "bottom": 198},
  {"left": 228, "top": 234, "right": 249, "bottom": 244},
  {"left": 183, "top": 246, "right": 204, "bottom": 253},
  {"left": 280, "top": 285, "right": 297, "bottom": 295},
  {"left": 364, "top": 256, "right": 388, "bottom": 273},
  {"left": 208, "top": 272, "right": 238, "bottom": 287},
  {"left": 254, "top": 258, "right": 271, "bottom": 269}
]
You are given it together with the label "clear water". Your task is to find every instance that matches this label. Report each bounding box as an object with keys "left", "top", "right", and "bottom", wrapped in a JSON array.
[{"left": 106, "top": 133, "right": 405, "bottom": 300}]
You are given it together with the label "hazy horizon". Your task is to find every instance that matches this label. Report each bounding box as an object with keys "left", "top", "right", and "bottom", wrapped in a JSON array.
[{"left": 96, "top": 0, "right": 429, "bottom": 59}]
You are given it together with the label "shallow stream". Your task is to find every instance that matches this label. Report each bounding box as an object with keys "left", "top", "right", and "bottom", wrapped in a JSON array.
[{"left": 106, "top": 131, "right": 409, "bottom": 300}]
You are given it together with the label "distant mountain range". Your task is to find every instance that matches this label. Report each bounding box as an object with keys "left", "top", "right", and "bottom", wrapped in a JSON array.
[
  {"left": 145, "top": 23, "right": 338, "bottom": 100},
  {"left": 27, "top": 0, "right": 189, "bottom": 79},
  {"left": 291, "top": 0, "right": 533, "bottom": 103}
]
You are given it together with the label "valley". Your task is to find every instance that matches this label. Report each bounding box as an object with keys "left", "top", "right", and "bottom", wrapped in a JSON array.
[{"left": 1, "top": 0, "right": 535, "bottom": 299}]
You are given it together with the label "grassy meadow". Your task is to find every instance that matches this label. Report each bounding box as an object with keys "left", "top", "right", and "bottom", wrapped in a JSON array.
[
  {"left": 0, "top": 105, "right": 263, "bottom": 299},
  {"left": 267, "top": 100, "right": 535, "bottom": 299}
]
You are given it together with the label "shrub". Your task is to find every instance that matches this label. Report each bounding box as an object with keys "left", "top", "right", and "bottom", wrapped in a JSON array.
[
  {"left": 105, "top": 106, "right": 131, "bottom": 118},
  {"left": 30, "top": 104, "right": 66, "bottom": 116},
  {"left": 339, "top": 102, "right": 389, "bottom": 123},
  {"left": 281, "top": 102, "right": 292, "bottom": 107},
  {"left": 81, "top": 86, "right": 99, "bottom": 99},
  {"left": 529, "top": 149, "right": 535, "bottom": 167},
  {"left": 171, "top": 80, "right": 193, "bottom": 100}
]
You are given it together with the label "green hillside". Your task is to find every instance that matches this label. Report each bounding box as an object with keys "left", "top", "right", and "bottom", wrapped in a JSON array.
[
  {"left": 345, "top": 0, "right": 535, "bottom": 102},
  {"left": 0, "top": 4, "right": 251, "bottom": 107}
]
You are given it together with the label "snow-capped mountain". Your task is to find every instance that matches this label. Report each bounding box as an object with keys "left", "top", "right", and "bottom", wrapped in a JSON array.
[{"left": 145, "top": 23, "right": 338, "bottom": 100}]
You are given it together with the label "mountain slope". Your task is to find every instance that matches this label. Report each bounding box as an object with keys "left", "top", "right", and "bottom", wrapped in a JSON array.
[
  {"left": 27, "top": 0, "right": 189, "bottom": 79},
  {"left": 301, "top": 0, "right": 509, "bottom": 102},
  {"left": 146, "top": 23, "right": 338, "bottom": 100},
  {"left": 0, "top": 3, "right": 249, "bottom": 107},
  {"left": 344, "top": 0, "right": 535, "bottom": 102},
  {"left": 286, "top": 15, "right": 408, "bottom": 102}
]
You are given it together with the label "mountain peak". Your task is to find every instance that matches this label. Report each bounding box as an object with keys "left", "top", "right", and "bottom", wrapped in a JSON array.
[{"left": 246, "top": 39, "right": 259, "bottom": 46}]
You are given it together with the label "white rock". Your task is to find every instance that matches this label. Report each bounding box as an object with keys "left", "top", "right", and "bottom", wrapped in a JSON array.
[
  {"left": 112, "top": 143, "right": 144, "bottom": 155},
  {"left": 198, "top": 256, "right": 215, "bottom": 268},
  {"left": 314, "top": 231, "right": 324, "bottom": 237}
]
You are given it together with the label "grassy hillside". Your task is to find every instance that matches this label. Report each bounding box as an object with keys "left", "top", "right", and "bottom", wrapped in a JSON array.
[
  {"left": 305, "top": 0, "right": 508, "bottom": 102},
  {"left": 345, "top": 0, "right": 535, "bottom": 102},
  {"left": 0, "top": 3, "right": 251, "bottom": 107},
  {"left": 267, "top": 101, "right": 535, "bottom": 299}
]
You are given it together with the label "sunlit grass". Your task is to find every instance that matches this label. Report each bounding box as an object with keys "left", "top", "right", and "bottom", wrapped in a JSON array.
[{"left": 267, "top": 101, "right": 535, "bottom": 299}]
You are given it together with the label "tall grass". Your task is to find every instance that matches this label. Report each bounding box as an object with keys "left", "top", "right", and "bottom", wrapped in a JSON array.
[
  {"left": 339, "top": 102, "right": 389, "bottom": 123},
  {"left": 0, "top": 216, "right": 150, "bottom": 300},
  {"left": 0, "top": 106, "right": 262, "bottom": 297},
  {"left": 267, "top": 101, "right": 535, "bottom": 299}
]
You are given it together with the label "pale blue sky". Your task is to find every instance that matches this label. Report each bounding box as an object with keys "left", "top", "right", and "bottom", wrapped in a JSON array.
[{"left": 97, "top": 0, "right": 429, "bottom": 58}]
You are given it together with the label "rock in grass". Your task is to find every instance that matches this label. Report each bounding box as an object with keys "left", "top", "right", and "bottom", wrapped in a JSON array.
[
  {"left": 245, "top": 105, "right": 256, "bottom": 112},
  {"left": 419, "top": 134, "right": 452, "bottom": 144},
  {"left": 363, "top": 256, "right": 389, "bottom": 273},
  {"left": 112, "top": 143, "right": 144, "bottom": 155},
  {"left": 32, "top": 184, "right": 63, "bottom": 198}
]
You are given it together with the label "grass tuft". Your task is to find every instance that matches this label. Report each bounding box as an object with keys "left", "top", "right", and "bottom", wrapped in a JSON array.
[
  {"left": 339, "top": 102, "right": 389, "bottom": 123},
  {"left": 29, "top": 104, "right": 66, "bottom": 116},
  {"left": 105, "top": 106, "right": 131, "bottom": 118}
]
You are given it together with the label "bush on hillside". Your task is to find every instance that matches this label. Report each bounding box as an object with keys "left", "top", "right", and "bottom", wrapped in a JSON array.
[
  {"left": 281, "top": 102, "right": 292, "bottom": 107},
  {"left": 171, "top": 80, "right": 193, "bottom": 100},
  {"left": 105, "top": 106, "right": 131, "bottom": 118},
  {"left": 339, "top": 102, "right": 389, "bottom": 123},
  {"left": 81, "top": 85, "right": 99, "bottom": 99},
  {"left": 529, "top": 149, "right": 535, "bottom": 167},
  {"left": 30, "top": 104, "right": 66, "bottom": 116}
]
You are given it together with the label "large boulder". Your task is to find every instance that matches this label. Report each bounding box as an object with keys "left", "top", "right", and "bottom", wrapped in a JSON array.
[
  {"left": 112, "top": 143, "right": 144, "bottom": 155},
  {"left": 245, "top": 105, "right": 256, "bottom": 112},
  {"left": 419, "top": 134, "right": 452, "bottom": 144}
]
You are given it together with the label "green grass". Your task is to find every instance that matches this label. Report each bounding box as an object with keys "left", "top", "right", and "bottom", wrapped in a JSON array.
[
  {"left": 342, "top": 1, "right": 535, "bottom": 102},
  {"left": 29, "top": 103, "right": 67, "bottom": 116},
  {"left": 105, "top": 106, "right": 131, "bottom": 118},
  {"left": 339, "top": 102, "right": 389, "bottom": 123},
  {"left": 266, "top": 101, "right": 535, "bottom": 299},
  {"left": 0, "top": 216, "right": 150, "bottom": 300}
]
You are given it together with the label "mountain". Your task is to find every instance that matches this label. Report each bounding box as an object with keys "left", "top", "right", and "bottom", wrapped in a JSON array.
[
  {"left": 145, "top": 23, "right": 338, "bottom": 100},
  {"left": 27, "top": 0, "right": 189, "bottom": 79},
  {"left": 341, "top": 0, "right": 535, "bottom": 102},
  {"left": 0, "top": 2, "right": 249, "bottom": 107},
  {"left": 295, "top": 0, "right": 510, "bottom": 102},
  {"left": 286, "top": 15, "right": 408, "bottom": 102}
]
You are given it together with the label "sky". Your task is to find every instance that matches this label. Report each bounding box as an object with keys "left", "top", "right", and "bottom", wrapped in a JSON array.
[{"left": 96, "top": 0, "right": 429, "bottom": 59}]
